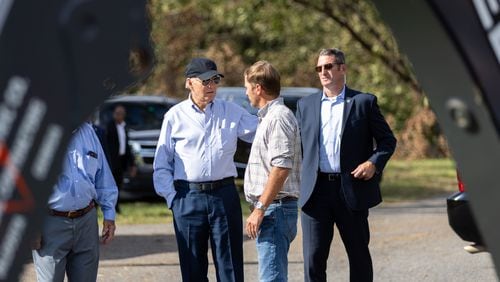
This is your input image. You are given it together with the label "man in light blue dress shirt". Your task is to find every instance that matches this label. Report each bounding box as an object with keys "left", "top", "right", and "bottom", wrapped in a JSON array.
[
  {"left": 297, "top": 48, "right": 396, "bottom": 281},
  {"left": 32, "top": 122, "right": 118, "bottom": 282},
  {"left": 154, "top": 58, "right": 258, "bottom": 282}
]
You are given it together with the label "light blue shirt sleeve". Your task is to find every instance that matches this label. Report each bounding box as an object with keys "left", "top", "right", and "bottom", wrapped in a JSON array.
[
  {"left": 153, "top": 114, "right": 176, "bottom": 208},
  {"left": 93, "top": 129, "right": 119, "bottom": 220},
  {"left": 48, "top": 123, "right": 118, "bottom": 220},
  {"left": 236, "top": 104, "right": 258, "bottom": 143}
]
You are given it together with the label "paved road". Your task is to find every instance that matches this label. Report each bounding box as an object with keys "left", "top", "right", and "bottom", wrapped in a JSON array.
[{"left": 21, "top": 197, "right": 498, "bottom": 281}]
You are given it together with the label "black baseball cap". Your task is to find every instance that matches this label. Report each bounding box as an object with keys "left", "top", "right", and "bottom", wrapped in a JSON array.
[{"left": 185, "top": 58, "right": 224, "bottom": 80}]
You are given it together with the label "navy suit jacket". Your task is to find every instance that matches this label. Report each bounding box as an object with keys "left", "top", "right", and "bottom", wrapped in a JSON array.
[{"left": 296, "top": 86, "right": 396, "bottom": 210}]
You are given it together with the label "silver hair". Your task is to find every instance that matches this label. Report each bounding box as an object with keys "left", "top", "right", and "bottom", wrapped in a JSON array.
[{"left": 318, "top": 48, "right": 346, "bottom": 64}]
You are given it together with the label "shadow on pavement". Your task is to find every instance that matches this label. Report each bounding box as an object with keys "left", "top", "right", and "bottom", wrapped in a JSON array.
[
  {"left": 100, "top": 234, "right": 177, "bottom": 260},
  {"left": 100, "top": 234, "right": 253, "bottom": 261}
]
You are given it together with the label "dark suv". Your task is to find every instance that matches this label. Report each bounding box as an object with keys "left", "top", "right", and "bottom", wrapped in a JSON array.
[
  {"left": 95, "top": 95, "right": 179, "bottom": 200},
  {"left": 216, "top": 86, "right": 321, "bottom": 178}
]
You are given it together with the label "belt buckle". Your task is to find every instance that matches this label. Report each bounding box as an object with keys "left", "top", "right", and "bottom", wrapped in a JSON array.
[
  {"left": 200, "top": 183, "right": 213, "bottom": 191},
  {"left": 328, "top": 174, "right": 337, "bottom": 181},
  {"left": 67, "top": 210, "right": 78, "bottom": 218}
]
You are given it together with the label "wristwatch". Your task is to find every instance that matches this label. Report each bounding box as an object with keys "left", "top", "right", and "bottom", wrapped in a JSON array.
[{"left": 254, "top": 201, "right": 267, "bottom": 211}]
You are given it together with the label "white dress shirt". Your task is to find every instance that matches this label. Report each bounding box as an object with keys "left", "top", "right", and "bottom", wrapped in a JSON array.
[{"left": 116, "top": 121, "right": 126, "bottom": 156}]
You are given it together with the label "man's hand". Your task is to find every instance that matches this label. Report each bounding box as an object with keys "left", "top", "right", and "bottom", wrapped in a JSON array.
[
  {"left": 245, "top": 208, "right": 265, "bottom": 240},
  {"left": 101, "top": 220, "right": 116, "bottom": 244},
  {"left": 351, "top": 160, "right": 377, "bottom": 180}
]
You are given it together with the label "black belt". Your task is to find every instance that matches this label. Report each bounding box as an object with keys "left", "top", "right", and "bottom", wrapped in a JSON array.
[
  {"left": 250, "top": 196, "right": 298, "bottom": 211},
  {"left": 318, "top": 172, "right": 342, "bottom": 181},
  {"left": 272, "top": 196, "right": 298, "bottom": 203},
  {"left": 174, "top": 177, "right": 234, "bottom": 191}
]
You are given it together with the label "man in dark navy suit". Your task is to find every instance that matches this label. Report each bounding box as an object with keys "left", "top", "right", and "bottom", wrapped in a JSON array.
[{"left": 296, "top": 48, "right": 396, "bottom": 282}]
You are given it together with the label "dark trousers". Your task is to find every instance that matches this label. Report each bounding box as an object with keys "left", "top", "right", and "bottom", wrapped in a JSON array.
[
  {"left": 111, "top": 155, "right": 126, "bottom": 212},
  {"left": 302, "top": 177, "right": 373, "bottom": 282},
  {"left": 172, "top": 181, "right": 244, "bottom": 282}
]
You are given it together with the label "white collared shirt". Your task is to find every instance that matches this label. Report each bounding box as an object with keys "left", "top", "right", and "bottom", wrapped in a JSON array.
[
  {"left": 319, "top": 86, "right": 345, "bottom": 173},
  {"left": 153, "top": 96, "right": 258, "bottom": 208},
  {"left": 116, "top": 121, "right": 126, "bottom": 156}
]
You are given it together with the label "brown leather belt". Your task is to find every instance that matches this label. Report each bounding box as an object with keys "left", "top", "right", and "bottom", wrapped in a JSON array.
[{"left": 49, "top": 201, "right": 95, "bottom": 219}]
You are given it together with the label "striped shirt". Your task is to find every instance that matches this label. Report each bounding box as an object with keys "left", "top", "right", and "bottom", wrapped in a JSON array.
[{"left": 244, "top": 98, "right": 301, "bottom": 203}]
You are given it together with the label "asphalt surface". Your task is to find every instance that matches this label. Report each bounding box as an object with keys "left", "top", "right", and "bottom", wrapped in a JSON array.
[{"left": 20, "top": 196, "right": 498, "bottom": 281}]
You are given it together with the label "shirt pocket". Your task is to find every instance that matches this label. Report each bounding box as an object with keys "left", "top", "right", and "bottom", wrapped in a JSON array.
[
  {"left": 84, "top": 154, "right": 99, "bottom": 183},
  {"left": 216, "top": 126, "right": 237, "bottom": 157}
]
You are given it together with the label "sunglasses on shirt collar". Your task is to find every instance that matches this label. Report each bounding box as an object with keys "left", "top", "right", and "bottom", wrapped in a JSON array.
[{"left": 315, "top": 62, "right": 343, "bottom": 73}]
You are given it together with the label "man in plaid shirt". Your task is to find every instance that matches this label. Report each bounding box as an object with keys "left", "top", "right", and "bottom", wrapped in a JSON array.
[{"left": 243, "top": 60, "right": 301, "bottom": 282}]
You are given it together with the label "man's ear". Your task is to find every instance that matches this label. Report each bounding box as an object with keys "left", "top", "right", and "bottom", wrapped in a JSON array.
[{"left": 255, "top": 84, "right": 263, "bottom": 96}]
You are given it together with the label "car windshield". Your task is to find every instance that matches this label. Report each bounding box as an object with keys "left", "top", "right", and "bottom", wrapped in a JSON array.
[{"left": 100, "top": 103, "right": 169, "bottom": 131}]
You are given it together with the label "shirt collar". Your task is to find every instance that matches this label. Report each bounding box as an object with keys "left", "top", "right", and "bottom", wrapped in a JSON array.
[
  {"left": 257, "top": 97, "right": 283, "bottom": 119},
  {"left": 188, "top": 94, "right": 214, "bottom": 113},
  {"left": 74, "top": 122, "right": 91, "bottom": 134},
  {"left": 321, "top": 85, "right": 346, "bottom": 102}
]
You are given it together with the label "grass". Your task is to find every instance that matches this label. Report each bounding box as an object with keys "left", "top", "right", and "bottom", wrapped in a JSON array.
[
  {"left": 98, "top": 194, "right": 251, "bottom": 225},
  {"left": 381, "top": 158, "right": 457, "bottom": 202},
  {"left": 99, "top": 158, "right": 457, "bottom": 225},
  {"left": 115, "top": 202, "right": 171, "bottom": 224}
]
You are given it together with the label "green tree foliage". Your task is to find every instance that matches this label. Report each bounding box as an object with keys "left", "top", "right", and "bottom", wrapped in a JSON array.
[{"left": 141, "top": 0, "right": 449, "bottom": 158}]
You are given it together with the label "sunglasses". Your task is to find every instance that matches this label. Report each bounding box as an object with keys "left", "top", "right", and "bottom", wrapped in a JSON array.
[
  {"left": 315, "top": 63, "right": 342, "bottom": 73},
  {"left": 199, "top": 75, "right": 221, "bottom": 86}
]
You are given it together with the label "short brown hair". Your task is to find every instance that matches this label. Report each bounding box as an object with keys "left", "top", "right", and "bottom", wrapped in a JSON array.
[{"left": 244, "top": 60, "right": 281, "bottom": 97}]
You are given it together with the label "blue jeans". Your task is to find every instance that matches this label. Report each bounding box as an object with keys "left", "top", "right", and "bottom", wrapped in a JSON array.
[{"left": 256, "top": 199, "right": 298, "bottom": 282}]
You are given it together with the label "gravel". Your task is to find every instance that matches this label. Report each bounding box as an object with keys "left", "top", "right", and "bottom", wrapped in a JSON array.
[{"left": 20, "top": 196, "right": 498, "bottom": 281}]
